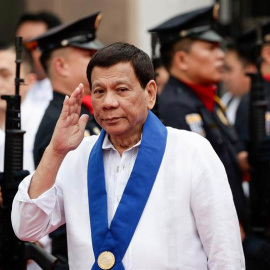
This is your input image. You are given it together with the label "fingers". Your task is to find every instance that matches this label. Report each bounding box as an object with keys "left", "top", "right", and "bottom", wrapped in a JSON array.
[
  {"left": 59, "top": 83, "right": 84, "bottom": 123},
  {"left": 78, "top": 114, "right": 89, "bottom": 133},
  {"left": 69, "top": 83, "right": 84, "bottom": 119}
]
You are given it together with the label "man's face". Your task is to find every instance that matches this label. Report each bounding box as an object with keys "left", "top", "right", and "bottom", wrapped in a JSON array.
[
  {"left": 16, "top": 21, "right": 48, "bottom": 80},
  {"left": 0, "top": 50, "right": 16, "bottom": 111},
  {"left": 223, "top": 50, "right": 251, "bottom": 97},
  {"left": 0, "top": 49, "right": 31, "bottom": 112},
  {"left": 91, "top": 62, "right": 154, "bottom": 140},
  {"left": 183, "top": 40, "right": 224, "bottom": 85},
  {"left": 155, "top": 66, "right": 169, "bottom": 94}
]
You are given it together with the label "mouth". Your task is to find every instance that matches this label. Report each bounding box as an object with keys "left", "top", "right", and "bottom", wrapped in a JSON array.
[{"left": 102, "top": 117, "right": 121, "bottom": 124}]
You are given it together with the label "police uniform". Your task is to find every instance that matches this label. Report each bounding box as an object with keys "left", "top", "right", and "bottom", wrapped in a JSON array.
[
  {"left": 29, "top": 12, "right": 104, "bottom": 264},
  {"left": 149, "top": 5, "right": 248, "bottom": 226}
]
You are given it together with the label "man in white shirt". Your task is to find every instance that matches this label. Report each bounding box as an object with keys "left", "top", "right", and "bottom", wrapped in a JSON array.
[{"left": 12, "top": 42, "right": 245, "bottom": 270}]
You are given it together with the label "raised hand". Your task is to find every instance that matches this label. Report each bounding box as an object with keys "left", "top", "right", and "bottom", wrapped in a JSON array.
[
  {"left": 50, "top": 83, "right": 89, "bottom": 157},
  {"left": 28, "top": 84, "right": 90, "bottom": 199}
]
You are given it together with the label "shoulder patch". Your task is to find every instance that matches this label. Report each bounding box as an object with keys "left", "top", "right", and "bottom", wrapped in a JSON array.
[{"left": 185, "top": 113, "right": 206, "bottom": 137}]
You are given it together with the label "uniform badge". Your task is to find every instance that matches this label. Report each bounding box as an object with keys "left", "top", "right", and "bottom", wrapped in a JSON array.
[
  {"left": 185, "top": 113, "right": 206, "bottom": 136},
  {"left": 216, "top": 108, "right": 230, "bottom": 126}
]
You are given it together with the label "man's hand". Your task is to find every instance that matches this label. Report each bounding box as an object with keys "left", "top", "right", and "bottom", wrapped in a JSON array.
[
  {"left": 29, "top": 84, "right": 89, "bottom": 199},
  {"left": 50, "top": 83, "right": 89, "bottom": 157},
  {"left": 237, "top": 151, "right": 250, "bottom": 173}
]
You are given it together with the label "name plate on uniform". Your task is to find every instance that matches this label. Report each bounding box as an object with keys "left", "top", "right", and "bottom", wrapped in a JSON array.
[{"left": 97, "top": 251, "right": 115, "bottom": 270}]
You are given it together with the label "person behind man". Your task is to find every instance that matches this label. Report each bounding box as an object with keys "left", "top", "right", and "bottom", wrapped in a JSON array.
[
  {"left": 31, "top": 12, "right": 103, "bottom": 168},
  {"left": 222, "top": 39, "right": 257, "bottom": 129},
  {"left": 16, "top": 12, "right": 62, "bottom": 81},
  {"left": 11, "top": 42, "right": 244, "bottom": 269},
  {"left": 15, "top": 12, "right": 62, "bottom": 172},
  {"left": 15, "top": 11, "right": 62, "bottom": 109},
  {"left": 237, "top": 20, "right": 270, "bottom": 139},
  {"left": 152, "top": 57, "right": 169, "bottom": 95},
  {"left": 25, "top": 12, "right": 103, "bottom": 265},
  {"left": 149, "top": 4, "right": 248, "bottom": 229}
]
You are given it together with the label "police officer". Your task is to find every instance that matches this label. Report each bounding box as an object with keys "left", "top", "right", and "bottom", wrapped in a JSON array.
[
  {"left": 149, "top": 4, "right": 249, "bottom": 241},
  {"left": 30, "top": 12, "right": 103, "bottom": 169},
  {"left": 27, "top": 12, "right": 104, "bottom": 265}
]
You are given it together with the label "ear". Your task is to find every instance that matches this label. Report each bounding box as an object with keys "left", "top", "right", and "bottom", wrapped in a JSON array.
[
  {"left": 52, "top": 56, "right": 69, "bottom": 77},
  {"left": 173, "top": 50, "right": 189, "bottom": 71},
  {"left": 261, "top": 45, "right": 270, "bottom": 65},
  {"left": 24, "top": 72, "right": 37, "bottom": 87},
  {"left": 145, "top": 79, "right": 157, "bottom": 110}
]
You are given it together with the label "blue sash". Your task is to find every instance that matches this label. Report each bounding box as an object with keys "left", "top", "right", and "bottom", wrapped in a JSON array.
[{"left": 87, "top": 111, "right": 167, "bottom": 270}]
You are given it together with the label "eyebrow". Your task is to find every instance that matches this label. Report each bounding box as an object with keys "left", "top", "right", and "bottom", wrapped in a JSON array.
[{"left": 92, "top": 80, "right": 132, "bottom": 89}]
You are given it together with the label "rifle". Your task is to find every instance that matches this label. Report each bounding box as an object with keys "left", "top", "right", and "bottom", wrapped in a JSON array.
[
  {"left": 247, "top": 24, "right": 270, "bottom": 239},
  {"left": 0, "top": 37, "right": 61, "bottom": 269}
]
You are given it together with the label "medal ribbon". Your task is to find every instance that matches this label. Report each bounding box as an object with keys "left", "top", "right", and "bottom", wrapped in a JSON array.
[{"left": 88, "top": 111, "right": 167, "bottom": 270}]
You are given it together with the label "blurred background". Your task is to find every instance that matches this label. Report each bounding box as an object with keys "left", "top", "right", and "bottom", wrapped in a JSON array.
[{"left": 1, "top": 0, "right": 270, "bottom": 55}]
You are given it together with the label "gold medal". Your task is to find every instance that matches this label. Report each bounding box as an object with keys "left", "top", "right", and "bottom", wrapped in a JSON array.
[{"left": 97, "top": 251, "right": 115, "bottom": 270}]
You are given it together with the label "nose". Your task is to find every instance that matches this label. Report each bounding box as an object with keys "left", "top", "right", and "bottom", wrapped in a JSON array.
[
  {"left": 216, "top": 47, "right": 225, "bottom": 60},
  {"left": 102, "top": 92, "right": 119, "bottom": 109}
]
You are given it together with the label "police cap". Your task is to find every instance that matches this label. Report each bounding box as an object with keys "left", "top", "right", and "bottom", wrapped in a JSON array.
[
  {"left": 149, "top": 5, "right": 222, "bottom": 48},
  {"left": 27, "top": 12, "right": 104, "bottom": 54}
]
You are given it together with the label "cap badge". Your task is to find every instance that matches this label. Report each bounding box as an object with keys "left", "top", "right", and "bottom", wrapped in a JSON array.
[
  {"left": 61, "top": 39, "right": 69, "bottom": 46},
  {"left": 264, "top": 34, "right": 270, "bottom": 43},
  {"left": 179, "top": 30, "right": 188, "bottom": 37},
  {"left": 95, "top": 13, "right": 103, "bottom": 30}
]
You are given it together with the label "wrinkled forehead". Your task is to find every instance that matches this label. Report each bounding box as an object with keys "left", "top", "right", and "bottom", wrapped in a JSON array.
[{"left": 91, "top": 62, "right": 137, "bottom": 86}]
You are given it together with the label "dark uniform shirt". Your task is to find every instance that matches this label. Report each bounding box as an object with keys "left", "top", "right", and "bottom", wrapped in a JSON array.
[
  {"left": 159, "top": 76, "right": 247, "bottom": 225},
  {"left": 33, "top": 91, "right": 100, "bottom": 168}
]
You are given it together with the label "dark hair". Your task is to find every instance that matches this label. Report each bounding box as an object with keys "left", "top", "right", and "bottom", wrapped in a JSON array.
[
  {"left": 160, "top": 38, "right": 193, "bottom": 71},
  {"left": 160, "top": 38, "right": 194, "bottom": 71},
  {"left": 226, "top": 41, "right": 257, "bottom": 67},
  {"left": 87, "top": 42, "right": 155, "bottom": 89},
  {"left": 16, "top": 11, "right": 62, "bottom": 31}
]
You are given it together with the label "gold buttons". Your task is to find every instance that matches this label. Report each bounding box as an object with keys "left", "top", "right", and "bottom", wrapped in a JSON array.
[{"left": 97, "top": 251, "right": 115, "bottom": 270}]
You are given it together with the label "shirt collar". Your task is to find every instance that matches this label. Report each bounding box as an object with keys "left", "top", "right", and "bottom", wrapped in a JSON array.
[{"left": 102, "top": 132, "right": 142, "bottom": 152}]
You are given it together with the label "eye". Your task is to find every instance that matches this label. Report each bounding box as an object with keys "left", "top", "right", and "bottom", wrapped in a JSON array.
[
  {"left": 93, "top": 88, "right": 104, "bottom": 94},
  {"left": 117, "top": 88, "right": 127, "bottom": 92}
]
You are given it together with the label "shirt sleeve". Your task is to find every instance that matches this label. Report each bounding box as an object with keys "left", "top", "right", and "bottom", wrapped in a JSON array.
[
  {"left": 190, "top": 138, "right": 245, "bottom": 270},
  {"left": 11, "top": 171, "right": 65, "bottom": 242}
]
